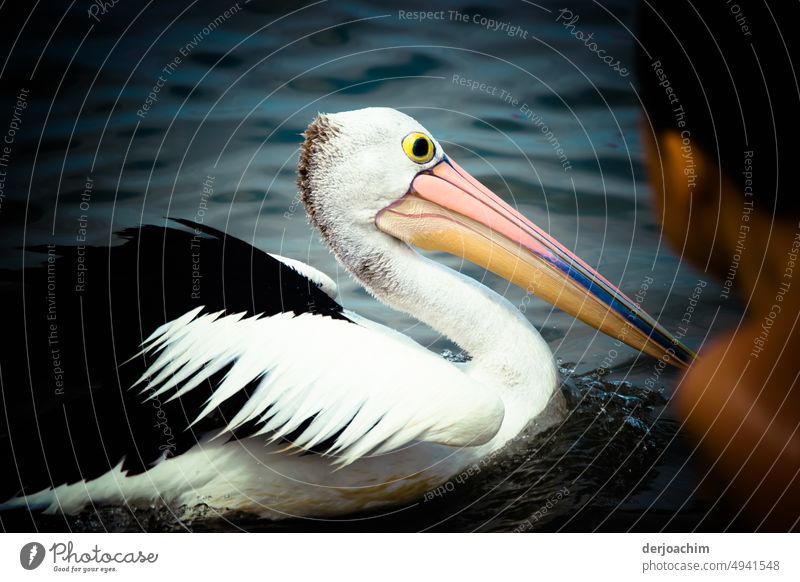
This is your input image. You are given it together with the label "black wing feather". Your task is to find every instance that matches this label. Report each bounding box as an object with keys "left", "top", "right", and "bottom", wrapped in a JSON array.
[{"left": 0, "top": 221, "right": 347, "bottom": 500}]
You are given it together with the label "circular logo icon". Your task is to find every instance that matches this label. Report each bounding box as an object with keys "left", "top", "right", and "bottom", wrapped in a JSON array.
[{"left": 20, "top": 542, "right": 46, "bottom": 570}]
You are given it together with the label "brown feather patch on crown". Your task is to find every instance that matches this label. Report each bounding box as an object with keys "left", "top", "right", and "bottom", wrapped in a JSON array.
[{"left": 298, "top": 114, "right": 339, "bottom": 232}]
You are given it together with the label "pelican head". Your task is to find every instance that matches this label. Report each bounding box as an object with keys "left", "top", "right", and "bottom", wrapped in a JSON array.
[{"left": 299, "top": 107, "right": 694, "bottom": 367}]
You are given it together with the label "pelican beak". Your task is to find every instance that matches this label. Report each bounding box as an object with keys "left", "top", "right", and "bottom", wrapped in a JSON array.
[{"left": 376, "top": 156, "right": 696, "bottom": 368}]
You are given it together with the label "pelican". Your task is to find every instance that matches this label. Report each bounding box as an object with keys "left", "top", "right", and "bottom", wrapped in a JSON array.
[{"left": 0, "top": 108, "right": 692, "bottom": 520}]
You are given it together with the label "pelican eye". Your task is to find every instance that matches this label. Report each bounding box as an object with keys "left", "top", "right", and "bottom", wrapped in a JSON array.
[{"left": 402, "top": 132, "right": 435, "bottom": 164}]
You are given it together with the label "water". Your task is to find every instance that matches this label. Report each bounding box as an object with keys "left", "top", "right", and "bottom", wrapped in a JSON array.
[{"left": 0, "top": 0, "right": 744, "bottom": 531}]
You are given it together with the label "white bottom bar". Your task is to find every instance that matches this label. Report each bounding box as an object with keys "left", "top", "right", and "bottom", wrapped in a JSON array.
[{"left": 1, "top": 533, "right": 797, "bottom": 581}]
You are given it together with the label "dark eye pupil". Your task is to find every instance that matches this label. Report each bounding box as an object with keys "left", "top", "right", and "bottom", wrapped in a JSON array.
[{"left": 412, "top": 138, "right": 429, "bottom": 158}]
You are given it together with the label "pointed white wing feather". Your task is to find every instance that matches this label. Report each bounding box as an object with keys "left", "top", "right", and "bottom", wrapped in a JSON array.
[
  {"left": 268, "top": 254, "right": 338, "bottom": 299},
  {"left": 135, "top": 310, "right": 504, "bottom": 466}
]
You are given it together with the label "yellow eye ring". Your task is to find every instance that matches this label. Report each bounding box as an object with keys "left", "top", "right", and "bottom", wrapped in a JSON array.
[{"left": 402, "top": 132, "right": 435, "bottom": 164}]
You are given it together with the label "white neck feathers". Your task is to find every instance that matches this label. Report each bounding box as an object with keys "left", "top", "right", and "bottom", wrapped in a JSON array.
[{"left": 350, "top": 237, "right": 558, "bottom": 424}]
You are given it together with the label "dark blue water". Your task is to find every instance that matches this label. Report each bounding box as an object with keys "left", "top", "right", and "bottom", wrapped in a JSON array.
[{"left": 0, "top": 0, "right": 744, "bottom": 531}]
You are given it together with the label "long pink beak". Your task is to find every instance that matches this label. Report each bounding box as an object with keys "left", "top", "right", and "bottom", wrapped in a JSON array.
[{"left": 376, "top": 157, "right": 695, "bottom": 368}]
